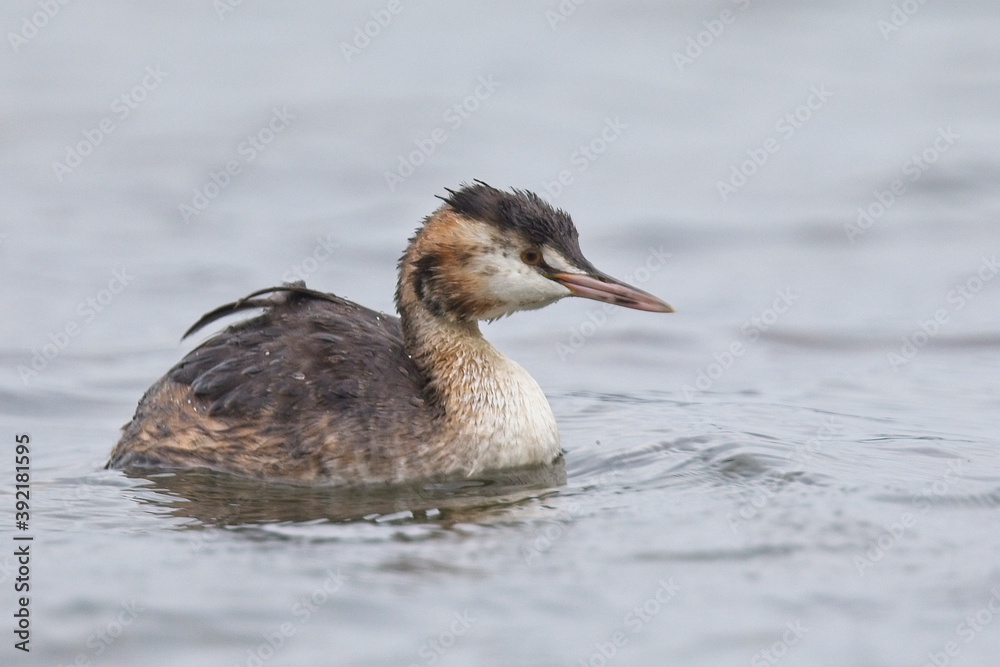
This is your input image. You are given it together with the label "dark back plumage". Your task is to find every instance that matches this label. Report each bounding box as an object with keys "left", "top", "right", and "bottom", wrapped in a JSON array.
[
  {"left": 107, "top": 286, "right": 442, "bottom": 480},
  {"left": 170, "top": 286, "right": 432, "bottom": 424}
]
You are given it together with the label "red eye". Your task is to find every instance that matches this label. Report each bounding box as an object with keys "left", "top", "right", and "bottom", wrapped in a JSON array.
[{"left": 520, "top": 248, "right": 542, "bottom": 265}]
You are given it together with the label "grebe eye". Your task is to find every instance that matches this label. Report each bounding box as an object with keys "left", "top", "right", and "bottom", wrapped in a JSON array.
[{"left": 520, "top": 247, "right": 542, "bottom": 265}]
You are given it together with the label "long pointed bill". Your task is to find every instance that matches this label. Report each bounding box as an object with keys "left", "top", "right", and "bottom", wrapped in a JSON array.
[{"left": 549, "top": 271, "right": 674, "bottom": 313}]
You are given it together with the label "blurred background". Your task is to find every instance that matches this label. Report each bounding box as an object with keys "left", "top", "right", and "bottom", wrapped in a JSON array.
[{"left": 1, "top": 1, "right": 999, "bottom": 666}]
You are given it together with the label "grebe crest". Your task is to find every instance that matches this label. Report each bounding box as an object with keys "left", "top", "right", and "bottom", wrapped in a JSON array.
[{"left": 107, "top": 182, "right": 672, "bottom": 485}]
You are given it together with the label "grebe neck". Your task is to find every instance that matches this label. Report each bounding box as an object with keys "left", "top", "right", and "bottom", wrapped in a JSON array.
[{"left": 396, "top": 289, "right": 561, "bottom": 473}]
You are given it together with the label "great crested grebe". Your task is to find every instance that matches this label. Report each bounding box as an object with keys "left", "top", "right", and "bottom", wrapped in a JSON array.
[{"left": 107, "top": 183, "right": 672, "bottom": 484}]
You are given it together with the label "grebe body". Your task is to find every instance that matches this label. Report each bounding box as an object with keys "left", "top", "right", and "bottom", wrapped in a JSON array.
[{"left": 107, "top": 184, "right": 672, "bottom": 484}]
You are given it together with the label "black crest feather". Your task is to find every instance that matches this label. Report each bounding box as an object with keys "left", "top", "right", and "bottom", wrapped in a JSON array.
[{"left": 440, "top": 182, "right": 594, "bottom": 270}]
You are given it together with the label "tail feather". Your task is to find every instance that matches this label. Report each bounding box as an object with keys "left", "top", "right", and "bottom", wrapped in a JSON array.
[{"left": 181, "top": 282, "right": 344, "bottom": 340}]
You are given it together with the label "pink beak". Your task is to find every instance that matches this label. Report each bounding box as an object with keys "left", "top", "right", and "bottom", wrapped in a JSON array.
[{"left": 549, "top": 271, "right": 673, "bottom": 313}]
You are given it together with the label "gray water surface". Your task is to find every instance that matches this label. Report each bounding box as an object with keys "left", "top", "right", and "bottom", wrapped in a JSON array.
[{"left": 3, "top": 2, "right": 1000, "bottom": 666}]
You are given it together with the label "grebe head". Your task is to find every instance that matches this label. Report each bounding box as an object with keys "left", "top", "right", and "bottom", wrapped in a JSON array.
[{"left": 397, "top": 182, "right": 673, "bottom": 322}]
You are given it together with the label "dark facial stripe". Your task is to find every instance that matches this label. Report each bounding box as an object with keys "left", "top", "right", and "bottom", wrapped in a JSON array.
[{"left": 410, "top": 253, "right": 445, "bottom": 317}]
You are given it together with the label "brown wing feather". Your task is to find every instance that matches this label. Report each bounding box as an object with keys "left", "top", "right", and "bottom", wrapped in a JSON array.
[{"left": 108, "top": 286, "right": 441, "bottom": 483}]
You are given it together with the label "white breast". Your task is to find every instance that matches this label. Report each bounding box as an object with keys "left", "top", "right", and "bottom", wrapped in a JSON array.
[{"left": 442, "top": 342, "right": 562, "bottom": 474}]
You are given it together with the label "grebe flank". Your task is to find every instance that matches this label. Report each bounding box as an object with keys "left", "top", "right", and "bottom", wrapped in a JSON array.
[{"left": 107, "top": 183, "right": 672, "bottom": 484}]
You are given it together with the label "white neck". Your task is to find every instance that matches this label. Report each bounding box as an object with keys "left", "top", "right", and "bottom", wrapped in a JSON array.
[{"left": 403, "top": 308, "right": 561, "bottom": 475}]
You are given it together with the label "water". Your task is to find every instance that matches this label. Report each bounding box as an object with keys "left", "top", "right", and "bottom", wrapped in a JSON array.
[{"left": 2, "top": 1, "right": 999, "bottom": 665}]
